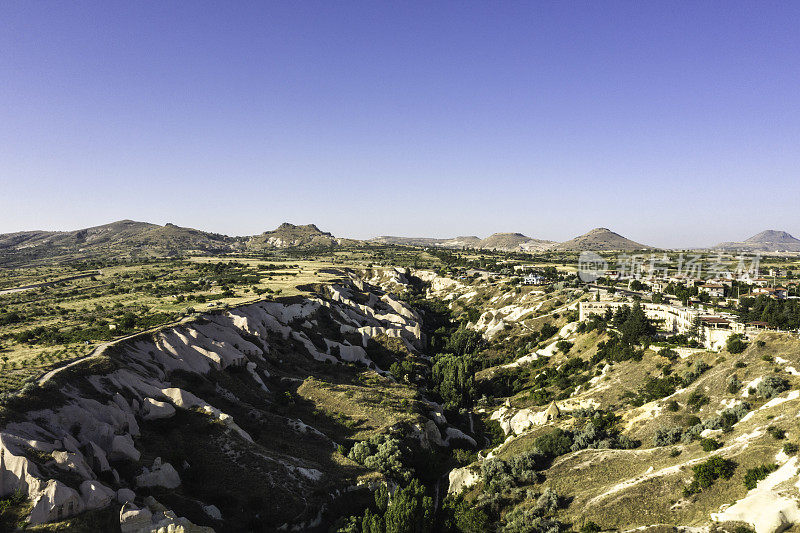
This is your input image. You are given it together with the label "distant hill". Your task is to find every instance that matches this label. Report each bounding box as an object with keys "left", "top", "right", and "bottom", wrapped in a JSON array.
[
  {"left": 479, "top": 233, "right": 555, "bottom": 252},
  {"left": 553, "top": 228, "right": 652, "bottom": 251},
  {"left": 370, "top": 233, "right": 554, "bottom": 252},
  {"left": 714, "top": 230, "right": 800, "bottom": 252},
  {"left": 0, "top": 220, "right": 355, "bottom": 266},
  {"left": 0, "top": 220, "right": 237, "bottom": 265},
  {"left": 246, "top": 223, "right": 347, "bottom": 249},
  {"left": 370, "top": 236, "right": 480, "bottom": 248}
]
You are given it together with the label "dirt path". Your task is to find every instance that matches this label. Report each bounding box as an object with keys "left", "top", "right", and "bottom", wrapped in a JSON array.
[
  {"left": 34, "top": 295, "right": 271, "bottom": 387},
  {"left": 35, "top": 320, "right": 182, "bottom": 385},
  {"left": 0, "top": 271, "right": 100, "bottom": 295}
]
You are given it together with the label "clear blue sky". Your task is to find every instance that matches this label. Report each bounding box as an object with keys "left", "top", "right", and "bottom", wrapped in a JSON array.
[{"left": 2, "top": 1, "right": 799, "bottom": 248}]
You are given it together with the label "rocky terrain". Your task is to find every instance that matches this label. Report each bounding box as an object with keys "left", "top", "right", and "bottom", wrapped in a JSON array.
[
  {"left": 3, "top": 258, "right": 800, "bottom": 532},
  {"left": 419, "top": 273, "right": 800, "bottom": 532},
  {"left": 370, "top": 233, "right": 555, "bottom": 252},
  {"left": 246, "top": 223, "right": 356, "bottom": 250},
  {"left": 0, "top": 268, "right": 476, "bottom": 531},
  {"left": 0, "top": 220, "right": 236, "bottom": 265}
]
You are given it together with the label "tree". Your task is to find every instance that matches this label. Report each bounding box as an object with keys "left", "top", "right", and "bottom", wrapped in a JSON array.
[
  {"left": 726, "top": 334, "right": 747, "bottom": 354},
  {"left": 432, "top": 354, "right": 476, "bottom": 410},
  {"left": 534, "top": 429, "right": 572, "bottom": 458},
  {"left": 620, "top": 302, "right": 655, "bottom": 345},
  {"left": 384, "top": 480, "right": 433, "bottom": 533}
]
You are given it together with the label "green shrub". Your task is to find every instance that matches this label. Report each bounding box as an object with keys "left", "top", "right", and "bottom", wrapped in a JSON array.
[
  {"left": 481, "top": 450, "right": 545, "bottom": 492},
  {"left": 347, "top": 435, "right": 411, "bottom": 481},
  {"left": 684, "top": 415, "right": 701, "bottom": 427},
  {"left": 726, "top": 334, "right": 748, "bottom": 354},
  {"left": 683, "top": 457, "right": 736, "bottom": 496},
  {"left": 659, "top": 348, "right": 679, "bottom": 361},
  {"left": 556, "top": 340, "right": 574, "bottom": 354},
  {"left": 534, "top": 429, "right": 573, "bottom": 458},
  {"left": 783, "top": 443, "right": 798, "bottom": 455},
  {"left": 654, "top": 427, "right": 683, "bottom": 447},
  {"left": 699, "top": 438, "right": 722, "bottom": 452},
  {"left": 580, "top": 522, "right": 602, "bottom": 533},
  {"left": 743, "top": 463, "right": 778, "bottom": 490},
  {"left": 383, "top": 479, "right": 434, "bottom": 533},
  {"left": 757, "top": 376, "right": 789, "bottom": 399},
  {"left": 767, "top": 426, "right": 786, "bottom": 440},
  {"left": 687, "top": 391, "right": 710, "bottom": 411},
  {"left": 727, "top": 375, "right": 742, "bottom": 394}
]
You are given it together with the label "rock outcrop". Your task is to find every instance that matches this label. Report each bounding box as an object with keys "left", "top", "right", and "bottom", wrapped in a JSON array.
[{"left": 0, "top": 270, "right": 455, "bottom": 529}]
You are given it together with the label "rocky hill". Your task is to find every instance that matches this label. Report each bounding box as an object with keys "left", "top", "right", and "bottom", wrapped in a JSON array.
[
  {"left": 0, "top": 220, "right": 356, "bottom": 266},
  {"left": 479, "top": 232, "right": 555, "bottom": 252},
  {"left": 246, "top": 223, "right": 347, "bottom": 250},
  {"left": 372, "top": 228, "right": 653, "bottom": 252},
  {"left": 2, "top": 266, "right": 800, "bottom": 531},
  {"left": 553, "top": 227, "right": 652, "bottom": 251},
  {"left": 0, "top": 220, "right": 237, "bottom": 265},
  {"left": 714, "top": 230, "right": 800, "bottom": 252},
  {"left": 0, "top": 269, "right": 472, "bottom": 531}
]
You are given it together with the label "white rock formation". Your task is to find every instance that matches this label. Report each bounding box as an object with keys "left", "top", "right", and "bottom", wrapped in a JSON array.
[
  {"left": 80, "top": 480, "right": 115, "bottom": 510},
  {"left": 29, "top": 479, "right": 85, "bottom": 525},
  {"left": 135, "top": 458, "right": 181, "bottom": 489},
  {"left": 448, "top": 466, "right": 480, "bottom": 496},
  {"left": 117, "top": 487, "right": 136, "bottom": 503},
  {"left": 491, "top": 402, "right": 560, "bottom": 436},
  {"left": 141, "top": 398, "right": 176, "bottom": 420},
  {"left": 711, "top": 456, "right": 800, "bottom": 532}
]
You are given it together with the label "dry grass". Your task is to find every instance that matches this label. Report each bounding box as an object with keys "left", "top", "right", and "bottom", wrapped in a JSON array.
[{"left": 296, "top": 372, "right": 424, "bottom": 440}]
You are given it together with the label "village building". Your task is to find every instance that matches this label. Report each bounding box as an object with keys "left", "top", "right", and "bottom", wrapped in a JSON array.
[
  {"left": 745, "top": 287, "right": 788, "bottom": 300},
  {"left": 579, "top": 299, "right": 772, "bottom": 351},
  {"left": 699, "top": 283, "right": 725, "bottom": 298},
  {"left": 523, "top": 273, "right": 546, "bottom": 285}
]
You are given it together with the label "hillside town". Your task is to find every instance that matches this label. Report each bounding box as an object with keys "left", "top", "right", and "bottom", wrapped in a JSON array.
[{"left": 580, "top": 260, "right": 800, "bottom": 351}]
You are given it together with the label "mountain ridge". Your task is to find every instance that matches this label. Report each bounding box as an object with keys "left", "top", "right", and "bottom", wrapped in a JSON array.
[{"left": 714, "top": 229, "right": 800, "bottom": 252}]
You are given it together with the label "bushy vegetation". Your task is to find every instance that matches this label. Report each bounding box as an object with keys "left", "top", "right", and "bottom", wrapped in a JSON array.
[
  {"left": 481, "top": 450, "right": 544, "bottom": 492},
  {"left": 627, "top": 360, "right": 710, "bottom": 407},
  {"left": 726, "top": 334, "right": 748, "bottom": 354},
  {"left": 756, "top": 375, "right": 790, "bottom": 399},
  {"left": 653, "top": 427, "right": 683, "bottom": 447},
  {"left": 683, "top": 457, "right": 736, "bottom": 496},
  {"left": 738, "top": 296, "right": 800, "bottom": 330},
  {"left": 686, "top": 390, "right": 710, "bottom": 411},
  {"left": 432, "top": 354, "right": 477, "bottom": 410},
  {"left": 348, "top": 435, "right": 412, "bottom": 482},
  {"left": 440, "top": 496, "right": 490, "bottom": 533},
  {"left": 699, "top": 438, "right": 722, "bottom": 452},
  {"left": 339, "top": 480, "right": 434, "bottom": 533},
  {"left": 767, "top": 426, "right": 786, "bottom": 440},
  {"left": 0, "top": 488, "right": 27, "bottom": 532},
  {"left": 727, "top": 374, "right": 742, "bottom": 394},
  {"left": 743, "top": 463, "right": 778, "bottom": 490},
  {"left": 501, "top": 489, "right": 566, "bottom": 532},
  {"left": 567, "top": 409, "right": 639, "bottom": 452},
  {"left": 653, "top": 402, "right": 751, "bottom": 446}
]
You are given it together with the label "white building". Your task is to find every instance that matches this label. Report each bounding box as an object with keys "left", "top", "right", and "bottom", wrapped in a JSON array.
[{"left": 578, "top": 300, "right": 746, "bottom": 351}]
